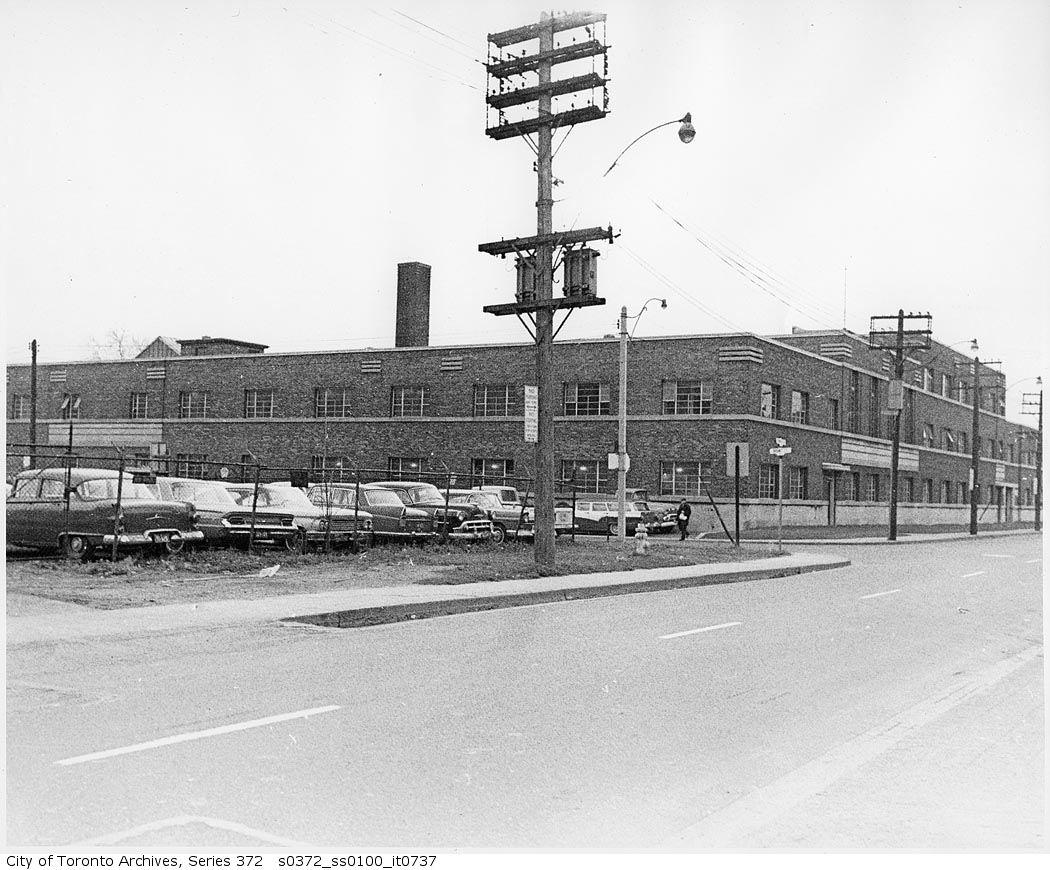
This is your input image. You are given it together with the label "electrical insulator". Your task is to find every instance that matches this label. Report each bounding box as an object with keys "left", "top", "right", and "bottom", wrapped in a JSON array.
[{"left": 563, "top": 247, "right": 599, "bottom": 297}]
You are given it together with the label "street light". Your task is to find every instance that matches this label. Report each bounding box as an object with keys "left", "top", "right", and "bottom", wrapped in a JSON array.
[
  {"left": 617, "top": 297, "right": 668, "bottom": 540},
  {"left": 603, "top": 113, "right": 695, "bottom": 177}
]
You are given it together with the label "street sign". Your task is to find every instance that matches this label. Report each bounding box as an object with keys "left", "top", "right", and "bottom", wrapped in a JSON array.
[
  {"left": 725, "top": 442, "right": 749, "bottom": 476},
  {"left": 608, "top": 452, "right": 630, "bottom": 471},
  {"left": 769, "top": 446, "right": 792, "bottom": 457},
  {"left": 524, "top": 385, "right": 538, "bottom": 443},
  {"left": 887, "top": 378, "right": 904, "bottom": 411}
]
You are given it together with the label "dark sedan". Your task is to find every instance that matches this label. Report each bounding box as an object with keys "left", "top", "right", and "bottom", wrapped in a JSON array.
[
  {"left": 306, "top": 483, "right": 435, "bottom": 544},
  {"left": 369, "top": 481, "right": 493, "bottom": 541},
  {"left": 6, "top": 467, "right": 204, "bottom": 559}
]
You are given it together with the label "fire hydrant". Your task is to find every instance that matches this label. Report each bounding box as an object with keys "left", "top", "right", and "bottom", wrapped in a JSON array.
[{"left": 633, "top": 524, "right": 651, "bottom": 556}]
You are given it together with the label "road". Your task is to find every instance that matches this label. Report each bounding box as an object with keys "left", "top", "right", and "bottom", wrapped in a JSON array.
[{"left": 6, "top": 534, "right": 1043, "bottom": 849}]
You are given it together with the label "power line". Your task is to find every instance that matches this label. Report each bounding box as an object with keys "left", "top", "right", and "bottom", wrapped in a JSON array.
[{"left": 383, "top": 8, "right": 484, "bottom": 64}]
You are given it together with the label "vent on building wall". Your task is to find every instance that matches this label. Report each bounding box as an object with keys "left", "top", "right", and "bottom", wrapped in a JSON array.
[
  {"left": 49, "top": 371, "right": 67, "bottom": 383},
  {"left": 145, "top": 367, "right": 166, "bottom": 380},
  {"left": 361, "top": 360, "right": 382, "bottom": 374},
  {"left": 718, "top": 346, "right": 764, "bottom": 364},
  {"left": 818, "top": 342, "right": 853, "bottom": 360},
  {"left": 440, "top": 356, "right": 464, "bottom": 372}
]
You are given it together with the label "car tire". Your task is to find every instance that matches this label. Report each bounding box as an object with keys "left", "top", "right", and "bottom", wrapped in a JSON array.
[
  {"left": 61, "top": 534, "right": 92, "bottom": 561},
  {"left": 284, "top": 531, "right": 306, "bottom": 554},
  {"left": 490, "top": 524, "right": 506, "bottom": 544},
  {"left": 163, "top": 534, "right": 186, "bottom": 556}
]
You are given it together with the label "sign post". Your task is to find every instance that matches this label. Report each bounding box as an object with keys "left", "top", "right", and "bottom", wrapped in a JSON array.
[
  {"left": 769, "top": 439, "right": 792, "bottom": 553},
  {"left": 726, "top": 442, "right": 749, "bottom": 547}
]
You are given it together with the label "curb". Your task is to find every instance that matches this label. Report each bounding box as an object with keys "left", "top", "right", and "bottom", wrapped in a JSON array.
[
  {"left": 739, "top": 529, "right": 1042, "bottom": 546},
  {"left": 282, "top": 558, "right": 851, "bottom": 630}
]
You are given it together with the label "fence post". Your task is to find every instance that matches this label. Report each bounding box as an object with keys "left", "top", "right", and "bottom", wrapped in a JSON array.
[
  {"left": 111, "top": 452, "right": 125, "bottom": 561},
  {"left": 571, "top": 485, "right": 577, "bottom": 544},
  {"left": 353, "top": 471, "right": 363, "bottom": 552},
  {"left": 248, "top": 464, "right": 261, "bottom": 555},
  {"left": 442, "top": 470, "right": 453, "bottom": 544}
]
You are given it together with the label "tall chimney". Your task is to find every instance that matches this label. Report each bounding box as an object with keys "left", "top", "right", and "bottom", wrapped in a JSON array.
[{"left": 395, "top": 262, "right": 431, "bottom": 347}]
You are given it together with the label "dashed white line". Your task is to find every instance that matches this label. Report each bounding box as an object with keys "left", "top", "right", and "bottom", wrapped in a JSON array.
[
  {"left": 1025, "top": 558, "right": 1041, "bottom": 564},
  {"left": 960, "top": 571, "right": 986, "bottom": 578},
  {"left": 55, "top": 705, "right": 341, "bottom": 766},
  {"left": 859, "top": 589, "right": 902, "bottom": 600},
  {"left": 981, "top": 553, "right": 1015, "bottom": 559},
  {"left": 661, "top": 621, "right": 742, "bottom": 640}
]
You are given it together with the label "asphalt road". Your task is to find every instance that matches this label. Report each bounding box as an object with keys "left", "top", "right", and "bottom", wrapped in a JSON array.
[{"left": 6, "top": 534, "right": 1043, "bottom": 849}]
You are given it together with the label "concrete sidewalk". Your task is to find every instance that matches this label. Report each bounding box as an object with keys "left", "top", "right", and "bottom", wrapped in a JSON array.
[
  {"left": 738, "top": 528, "right": 1041, "bottom": 546},
  {"left": 6, "top": 551, "right": 849, "bottom": 645}
]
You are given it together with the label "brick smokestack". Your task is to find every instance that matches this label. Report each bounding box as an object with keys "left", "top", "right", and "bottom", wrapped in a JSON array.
[{"left": 395, "top": 262, "right": 431, "bottom": 348}]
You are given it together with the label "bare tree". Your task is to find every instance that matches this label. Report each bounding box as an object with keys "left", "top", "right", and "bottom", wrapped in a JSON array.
[{"left": 89, "top": 329, "right": 144, "bottom": 360}]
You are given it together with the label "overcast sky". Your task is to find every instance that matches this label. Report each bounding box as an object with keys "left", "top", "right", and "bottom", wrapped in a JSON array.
[{"left": 3, "top": 0, "right": 1048, "bottom": 421}]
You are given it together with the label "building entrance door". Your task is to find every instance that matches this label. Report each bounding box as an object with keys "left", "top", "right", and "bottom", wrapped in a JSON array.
[{"left": 825, "top": 472, "right": 837, "bottom": 526}]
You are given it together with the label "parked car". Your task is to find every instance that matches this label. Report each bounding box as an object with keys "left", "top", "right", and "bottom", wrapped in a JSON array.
[
  {"left": 6, "top": 467, "right": 205, "bottom": 559},
  {"left": 223, "top": 483, "right": 373, "bottom": 549},
  {"left": 448, "top": 488, "right": 533, "bottom": 542},
  {"left": 632, "top": 499, "right": 678, "bottom": 534},
  {"left": 306, "top": 483, "right": 435, "bottom": 544},
  {"left": 559, "top": 493, "right": 642, "bottom": 535},
  {"left": 150, "top": 476, "right": 300, "bottom": 550},
  {"left": 369, "top": 481, "right": 493, "bottom": 541},
  {"left": 472, "top": 485, "right": 523, "bottom": 508}
]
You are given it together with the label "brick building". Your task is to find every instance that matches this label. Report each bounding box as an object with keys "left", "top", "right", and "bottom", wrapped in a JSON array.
[{"left": 5, "top": 264, "right": 1040, "bottom": 530}]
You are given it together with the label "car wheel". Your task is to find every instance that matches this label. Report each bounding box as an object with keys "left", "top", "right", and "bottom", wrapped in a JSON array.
[
  {"left": 61, "top": 534, "right": 92, "bottom": 561},
  {"left": 490, "top": 524, "right": 506, "bottom": 544},
  {"left": 163, "top": 533, "right": 186, "bottom": 556},
  {"left": 284, "top": 531, "right": 306, "bottom": 554}
]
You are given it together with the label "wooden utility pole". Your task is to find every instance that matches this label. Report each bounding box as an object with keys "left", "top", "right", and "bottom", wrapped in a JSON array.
[
  {"left": 29, "top": 339, "right": 37, "bottom": 468},
  {"left": 479, "top": 12, "right": 612, "bottom": 573},
  {"left": 1022, "top": 385, "right": 1043, "bottom": 531}
]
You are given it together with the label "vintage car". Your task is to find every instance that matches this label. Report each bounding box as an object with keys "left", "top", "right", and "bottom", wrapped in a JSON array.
[
  {"left": 369, "top": 481, "right": 493, "bottom": 541},
  {"left": 472, "top": 485, "right": 523, "bottom": 508},
  {"left": 557, "top": 493, "right": 642, "bottom": 535},
  {"left": 150, "top": 476, "right": 300, "bottom": 550},
  {"left": 223, "top": 483, "right": 373, "bottom": 549},
  {"left": 306, "top": 483, "right": 435, "bottom": 544},
  {"left": 633, "top": 499, "right": 678, "bottom": 534},
  {"left": 448, "top": 488, "right": 534, "bottom": 542},
  {"left": 6, "top": 467, "right": 205, "bottom": 558}
]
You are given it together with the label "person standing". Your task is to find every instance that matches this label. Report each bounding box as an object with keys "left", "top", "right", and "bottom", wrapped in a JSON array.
[{"left": 676, "top": 500, "right": 692, "bottom": 541}]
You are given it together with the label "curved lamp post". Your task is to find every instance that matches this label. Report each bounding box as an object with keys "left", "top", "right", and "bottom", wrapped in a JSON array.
[
  {"left": 617, "top": 297, "right": 668, "bottom": 540},
  {"left": 603, "top": 113, "right": 695, "bottom": 177}
]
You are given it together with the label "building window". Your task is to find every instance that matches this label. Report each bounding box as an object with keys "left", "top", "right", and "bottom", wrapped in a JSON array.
[
  {"left": 559, "top": 459, "right": 608, "bottom": 491},
  {"left": 59, "top": 393, "right": 81, "bottom": 420},
  {"left": 129, "top": 392, "right": 149, "bottom": 419},
  {"left": 922, "top": 423, "right": 935, "bottom": 447},
  {"left": 175, "top": 453, "right": 207, "bottom": 478},
  {"left": 829, "top": 398, "right": 839, "bottom": 430},
  {"left": 311, "top": 455, "right": 353, "bottom": 481},
  {"left": 903, "top": 389, "right": 915, "bottom": 443},
  {"left": 659, "top": 461, "right": 712, "bottom": 497},
  {"left": 315, "top": 388, "right": 350, "bottom": 418},
  {"left": 847, "top": 370, "right": 860, "bottom": 433},
  {"left": 239, "top": 453, "right": 254, "bottom": 482},
  {"left": 941, "top": 480, "right": 952, "bottom": 503},
  {"left": 957, "top": 481, "right": 967, "bottom": 503},
  {"left": 10, "top": 394, "right": 29, "bottom": 419},
  {"left": 179, "top": 391, "right": 209, "bottom": 419},
  {"left": 760, "top": 383, "right": 780, "bottom": 419},
  {"left": 942, "top": 428, "right": 954, "bottom": 451},
  {"left": 840, "top": 472, "right": 859, "bottom": 501},
  {"left": 957, "top": 381, "right": 970, "bottom": 405},
  {"left": 923, "top": 368, "right": 934, "bottom": 391},
  {"left": 244, "top": 389, "right": 274, "bottom": 418},
  {"left": 940, "top": 374, "right": 951, "bottom": 397},
  {"left": 923, "top": 478, "right": 934, "bottom": 502},
  {"left": 866, "top": 474, "right": 880, "bottom": 502},
  {"left": 472, "top": 458, "right": 515, "bottom": 486},
  {"left": 789, "top": 466, "right": 808, "bottom": 499},
  {"left": 758, "top": 464, "right": 780, "bottom": 499},
  {"left": 387, "top": 457, "right": 428, "bottom": 479},
  {"left": 474, "top": 384, "right": 518, "bottom": 417},
  {"left": 958, "top": 430, "right": 968, "bottom": 454},
  {"left": 563, "top": 382, "right": 609, "bottom": 416},
  {"left": 662, "top": 381, "right": 712, "bottom": 415},
  {"left": 790, "top": 391, "right": 810, "bottom": 425},
  {"left": 902, "top": 477, "right": 914, "bottom": 502},
  {"left": 390, "top": 385, "right": 426, "bottom": 417},
  {"left": 867, "top": 377, "right": 880, "bottom": 439}
]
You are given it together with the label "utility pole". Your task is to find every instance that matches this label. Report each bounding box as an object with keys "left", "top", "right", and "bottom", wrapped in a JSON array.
[
  {"left": 29, "top": 339, "right": 38, "bottom": 469},
  {"left": 869, "top": 312, "right": 932, "bottom": 541},
  {"left": 1022, "top": 382, "right": 1043, "bottom": 531},
  {"left": 617, "top": 306, "right": 628, "bottom": 540},
  {"left": 966, "top": 351, "right": 1003, "bottom": 535},
  {"left": 479, "top": 12, "right": 612, "bottom": 573}
]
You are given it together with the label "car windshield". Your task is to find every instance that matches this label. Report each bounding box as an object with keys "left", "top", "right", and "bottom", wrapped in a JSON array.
[
  {"left": 170, "top": 482, "right": 237, "bottom": 507},
  {"left": 364, "top": 489, "right": 404, "bottom": 507},
  {"left": 263, "top": 487, "right": 316, "bottom": 511},
  {"left": 633, "top": 501, "right": 650, "bottom": 510},
  {"left": 468, "top": 493, "right": 502, "bottom": 509},
  {"left": 309, "top": 487, "right": 354, "bottom": 507},
  {"left": 401, "top": 484, "right": 443, "bottom": 504},
  {"left": 77, "top": 478, "right": 157, "bottom": 501}
]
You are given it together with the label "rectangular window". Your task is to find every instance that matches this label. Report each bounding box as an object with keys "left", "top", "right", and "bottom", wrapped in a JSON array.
[
  {"left": 957, "top": 481, "right": 967, "bottom": 504},
  {"left": 390, "top": 385, "right": 427, "bottom": 417},
  {"left": 790, "top": 390, "right": 810, "bottom": 425},
  {"left": 957, "top": 381, "right": 969, "bottom": 405},
  {"left": 662, "top": 381, "right": 712, "bottom": 415},
  {"left": 789, "top": 466, "right": 808, "bottom": 499},
  {"left": 867, "top": 377, "right": 880, "bottom": 439},
  {"left": 10, "top": 393, "right": 29, "bottom": 419},
  {"left": 903, "top": 389, "right": 915, "bottom": 443},
  {"left": 923, "top": 368, "right": 934, "bottom": 391},
  {"left": 473, "top": 384, "right": 518, "bottom": 417},
  {"left": 760, "top": 383, "right": 780, "bottom": 419},
  {"left": 387, "top": 457, "right": 428, "bottom": 479},
  {"left": 129, "top": 392, "right": 149, "bottom": 419},
  {"left": 941, "top": 480, "right": 952, "bottom": 503},
  {"left": 559, "top": 459, "right": 609, "bottom": 491},
  {"left": 866, "top": 474, "right": 880, "bottom": 502},
  {"left": 59, "top": 393, "right": 81, "bottom": 420},
  {"left": 314, "top": 388, "right": 350, "bottom": 418},
  {"left": 658, "top": 460, "right": 712, "bottom": 497},
  {"left": 563, "top": 382, "right": 609, "bottom": 416},
  {"left": 847, "top": 370, "right": 860, "bottom": 433},
  {"left": 244, "top": 389, "right": 274, "bottom": 419},
  {"left": 310, "top": 455, "right": 353, "bottom": 481},
  {"left": 175, "top": 453, "right": 207, "bottom": 478},
  {"left": 923, "top": 478, "right": 934, "bottom": 502},
  {"left": 902, "top": 477, "right": 914, "bottom": 502},
  {"left": 829, "top": 398, "right": 839, "bottom": 430},
  {"left": 840, "top": 472, "right": 857, "bottom": 501},
  {"left": 179, "top": 391, "right": 209, "bottom": 419},
  {"left": 239, "top": 453, "right": 254, "bottom": 482},
  {"left": 471, "top": 458, "right": 515, "bottom": 486},
  {"left": 940, "top": 374, "right": 951, "bottom": 397},
  {"left": 958, "top": 430, "right": 968, "bottom": 454},
  {"left": 942, "top": 428, "right": 954, "bottom": 451},
  {"left": 758, "top": 464, "right": 779, "bottom": 499},
  {"left": 922, "top": 423, "right": 935, "bottom": 447}
]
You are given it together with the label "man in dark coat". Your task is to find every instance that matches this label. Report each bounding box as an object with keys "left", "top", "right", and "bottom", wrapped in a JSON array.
[{"left": 676, "top": 500, "right": 692, "bottom": 540}]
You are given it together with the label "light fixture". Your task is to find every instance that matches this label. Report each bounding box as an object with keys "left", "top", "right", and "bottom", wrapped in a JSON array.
[
  {"left": 678, "top": 113, "right": 695, "bottom": 144},
  {"left": 969, "top": 339, "right": 979, "bottom": 352}
]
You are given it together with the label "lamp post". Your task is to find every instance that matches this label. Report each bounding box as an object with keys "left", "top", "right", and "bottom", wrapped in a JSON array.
[
  {"left": 603, "top": 113, "right": 696, "bottom": 177},
  {"left": 617, "top": 298, "right": 668, "bottom": 540}
]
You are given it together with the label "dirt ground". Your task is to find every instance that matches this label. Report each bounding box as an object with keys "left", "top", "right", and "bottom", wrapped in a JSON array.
[{"left": 5, "top": 535, "right": 776, "bottom": 610}]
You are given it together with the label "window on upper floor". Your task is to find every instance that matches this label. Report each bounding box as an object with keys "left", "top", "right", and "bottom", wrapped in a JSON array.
[
  {"left": 473, "top": 384, "right": 519, "bottom": 417},
  {"left": 10, "top": 393, "right": 29, "bottom": 419},
  {"left": 59, "top": 393, "right": 81, "bottom": 420},
  {"left": 179, "top": 391, "right": 209, "bottom": 419},
  {"left": 315, "top": 388, "right": 350, "bottom": 418},
  {"left": 940, "top": 374, "right": 951, "bottom": 397},
  {"left": 922, "top": 423, "right": 935, "bottom": 447},
  {"left": 390, "top": 385, "right": 427, "bottom": 417},
  {"left": 760, "top": 383, "right": 780, "bottom": 419},
  {"left": 942, "top": 428, "right": 954, "bottom": 451},
  {"left": 244, "top": 389, "right": 274, "bottom": 419},
  {"left": 847, "top": 370, "right": 861, "bottom": 433},
  {"left": 662, "top": 380, "right": 712, "bottom": 415},
  {"left": 790, "top": 390, "right": 809, "bottom": 425},
  {"left": 829, "top": 398, "right": 840, "bottom": 430},
  {"left": 563, "top": 382, "right": 609, "bottom": 416},
  {"left": 923, "top": 368, "right": 934, "bottom": 391},
  {"left": 129, "top": 392, "right": 149, "bottom": 419},
  {"left": 867, "top": 377, "right": 880, "bottom": 439},
  {"left": 957, "top": 381, "right": 970, "bottom": 405}
]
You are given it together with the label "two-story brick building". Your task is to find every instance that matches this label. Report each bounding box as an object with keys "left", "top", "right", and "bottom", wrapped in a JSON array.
[{"left": 5, "top": 263, "right": 1040, "bottom": 530}]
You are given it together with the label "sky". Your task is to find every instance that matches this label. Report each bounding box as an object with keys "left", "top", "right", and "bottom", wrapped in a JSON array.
[{"left": 3, "top": 0, "right": 1048, "bottom": 422}]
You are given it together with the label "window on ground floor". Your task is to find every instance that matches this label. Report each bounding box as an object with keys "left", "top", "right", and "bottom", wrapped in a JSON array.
[
  {"left": 175, "top": 453, "right": 207, "bottom": 478},
  {"left": 923, "top": 478, "right": 934, "bottom": 502},
  {"left": 311, "top": 455, "right": 354, "bottom": 481},
  {"left": 789, "top": 466, "right": 808, "bottom": 499},
  {"left": 659, "top": 461, "right": 712, "bottom": 497},
  {"left": 758, "top": 463, "right": 779, "bottom": 499},
  {"left": 559, "top": 459, "right": 609, "bottom": 491},
  {"left": 387, "top": 457, "right": 428, "bottom": 480},
  {"left": 471, "top": 458, "right": 515, "bottom": 486},
  {"left": 902, "top": 477, "right": 914, "bottom": 502},
  {"left": 866, "top": 474, "right": 880, "bottom": 502}
]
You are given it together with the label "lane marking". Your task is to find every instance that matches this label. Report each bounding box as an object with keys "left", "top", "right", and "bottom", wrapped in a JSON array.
[
  {"left": 859, "top": 589, "right": 902, "bottom": 600},
  {"left": 981, "top": 553, "right": 1015, "bottom": 559},
  {"left": 55, "top": 705, "right": 341, "bottom": 766},
  {"left": 960, "top": 571, "right": 986, "bottom": 578},
  {"left": 1025, "top": 558, "right": 1041, "bottom": 564},
  {"left": 664, "top": 644, "right": 1042, "bottom": 849},
  {"left": 67, "top": 815, "right": 312, "bottom": 848},
  {"left": 660, "top": 621, "right": 742, "bottom": 640}
]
